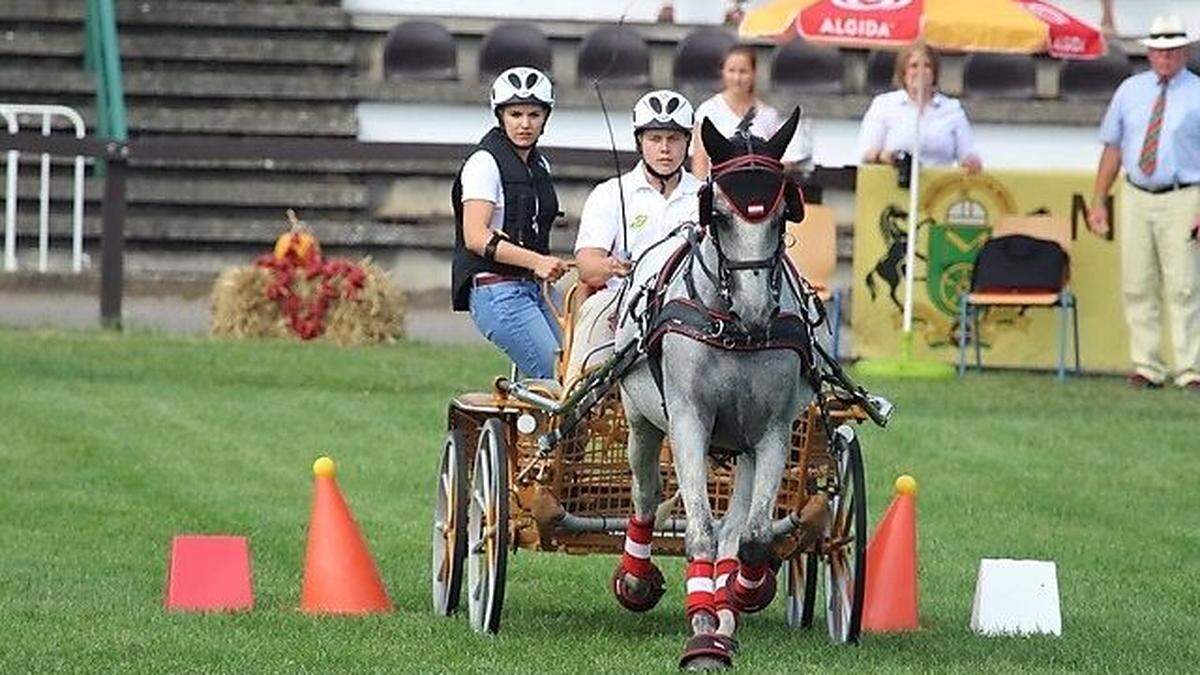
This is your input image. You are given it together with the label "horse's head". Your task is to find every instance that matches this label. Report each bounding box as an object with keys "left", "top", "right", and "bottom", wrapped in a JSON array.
[{"left": 699, "top": 107, "right": 805, "bottom": 329}]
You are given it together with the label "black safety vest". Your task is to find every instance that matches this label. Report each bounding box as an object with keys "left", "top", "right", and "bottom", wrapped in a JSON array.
[{"left": 450, "top": 127, "right": 559, "bottom": 311}]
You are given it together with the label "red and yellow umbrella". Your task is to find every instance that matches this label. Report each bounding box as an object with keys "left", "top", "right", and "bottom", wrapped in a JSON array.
[{"left": 741, "top": 0, "right": 1105, "bottom": 59}]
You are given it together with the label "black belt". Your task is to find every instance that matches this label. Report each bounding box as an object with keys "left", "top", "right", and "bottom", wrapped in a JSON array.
[
  {"left": 473, "top": 273, "right": 529, "bottom": 288},
  {"left": 1127, "top": 177, "right": 1199, "bottom": 194}
]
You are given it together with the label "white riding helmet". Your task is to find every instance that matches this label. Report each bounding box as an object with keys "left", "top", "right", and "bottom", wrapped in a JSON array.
[
  {"left": 632, "top": 90, "right": 694, "bottom": 136},
  {"left": 490, "top": 66, "right": 555, "bottom": 112}
]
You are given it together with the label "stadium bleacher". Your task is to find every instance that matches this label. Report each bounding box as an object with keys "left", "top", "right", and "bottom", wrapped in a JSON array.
[{"left": 0, "top": 0, "right": 1180, "bottom": 292}]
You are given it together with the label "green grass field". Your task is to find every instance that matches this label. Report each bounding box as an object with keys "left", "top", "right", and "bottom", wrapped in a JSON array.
[{"left": 1, "top": 328, "right": 1197, "bottom": 674}]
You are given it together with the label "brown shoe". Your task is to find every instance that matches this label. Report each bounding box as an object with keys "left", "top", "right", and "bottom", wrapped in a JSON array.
[{"left": 1128, "top": 373, "right": 1163, "bottom": 389}]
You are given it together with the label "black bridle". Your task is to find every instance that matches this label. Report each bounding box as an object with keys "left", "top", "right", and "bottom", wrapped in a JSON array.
[{"left": 685, "top": 152, "right": 790, "bottom": 316}]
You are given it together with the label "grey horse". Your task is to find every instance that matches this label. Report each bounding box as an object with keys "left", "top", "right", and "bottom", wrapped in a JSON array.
[{"left": 612, "top": 109, "right": 815, "bottom": 670}]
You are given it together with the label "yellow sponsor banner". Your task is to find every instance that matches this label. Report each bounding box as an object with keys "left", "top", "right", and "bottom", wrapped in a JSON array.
[{"left": 851, "top": 165, "right": 1135, "bottom": 373}]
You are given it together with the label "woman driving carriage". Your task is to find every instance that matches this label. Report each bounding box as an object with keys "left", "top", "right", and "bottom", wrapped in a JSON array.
[
  {"left": 565, "top": 89, "right": 703, "bottom": 383},
  {"left": 451, "top": 66, "right": 569, "bottom": 379}
]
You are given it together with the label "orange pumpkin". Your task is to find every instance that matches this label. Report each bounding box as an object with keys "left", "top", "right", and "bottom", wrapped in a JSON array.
[{"left": 274, "top": 229, "right": 321, "bottom": 264}]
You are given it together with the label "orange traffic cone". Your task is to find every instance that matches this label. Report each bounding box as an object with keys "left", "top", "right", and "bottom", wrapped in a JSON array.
[
  {"left": 862, "top": 474, "right": 918, "bottom": 632},
  {"left": 300, "top": 456, "right": 393, "bottom": 614}
]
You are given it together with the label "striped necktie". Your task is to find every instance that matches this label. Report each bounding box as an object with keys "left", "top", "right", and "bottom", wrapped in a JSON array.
[{"left": 1138, "top": 78, "right": 1169, "bottom": 177}]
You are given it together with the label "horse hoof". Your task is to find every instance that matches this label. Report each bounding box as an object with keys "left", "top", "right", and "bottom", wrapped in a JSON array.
[
  {"left": 611, "top": 564, "right": 665, "bottom": 613},
  {"left": 726, "top": 569, "right": 777, "bottom": 614},
  {"left": 679, "top": 634, "right": 734, "bottom": 671}
]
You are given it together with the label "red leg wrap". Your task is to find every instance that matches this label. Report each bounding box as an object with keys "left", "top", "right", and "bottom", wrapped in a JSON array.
[
  {"left": 713, "top": 558, "right": 740, "bottom": 618},
  {"left": 620, "top": 516, "right": 655, "bottom": 579},
  {"left": 735, "top": 562, "right": 768, "bottom": 588},
  {"left": 685, "top": 559, "right": 716, "bottom": 620},
  {"left": 727, "top": 561, "right": 776, "bottom": 614}
]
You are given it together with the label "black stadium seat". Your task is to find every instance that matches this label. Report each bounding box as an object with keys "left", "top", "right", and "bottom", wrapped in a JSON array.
[
  {"left": 963, "top": 53, "right": 1036, "bottom": 99},
  {"left": 578, "top": 25, "right": 650, "bottom": 86},
  {"left": 383, "top": 20, "right": 456, "bottom": 80},
  {"left": 1059, "top": 46, "right": 1130, "bottom": 99},
  {"left": 673, "top": 27, "right": 735, "bottom": 89},
  {"left": 866, "top": 50, "right": 897, "bottom": 93},
  {"left": 479, "top": 23, "right": 552, "bottom": 81},
  {"left": 770, "top": 39, "right": 843, "bottom": 94}
]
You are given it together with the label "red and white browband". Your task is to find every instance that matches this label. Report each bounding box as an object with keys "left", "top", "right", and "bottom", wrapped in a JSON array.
[{"left": 709, "top": 153, "right": 788, "bottom": 223}]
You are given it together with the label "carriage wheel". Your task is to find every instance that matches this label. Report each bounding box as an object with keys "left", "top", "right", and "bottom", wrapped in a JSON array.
[
  {"left": 783, "top": 552, "right": 818, "bottom": 629},
  {"left": 431, "top": 429, "right": 468, "bottom": 616},
  {"left": 467, "top": 418, "right": 510, "bottom": 634},
  {"left": 824, "top": 426, "right": 867, "bottom": 644}
]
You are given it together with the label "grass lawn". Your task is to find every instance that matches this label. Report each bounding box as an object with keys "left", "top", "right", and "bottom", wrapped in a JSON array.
[{"left": 1, "top": 328, "right": 1197, "bottom": 673}]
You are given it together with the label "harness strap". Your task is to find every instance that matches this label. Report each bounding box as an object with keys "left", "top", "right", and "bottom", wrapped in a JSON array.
[{"left": 644, "top": 298, "right": 813, "bottom": 372}]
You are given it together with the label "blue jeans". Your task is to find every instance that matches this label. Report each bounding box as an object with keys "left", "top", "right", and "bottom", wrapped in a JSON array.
[{"left": 469, "top": 280, "right": 561, "bottom": 379}]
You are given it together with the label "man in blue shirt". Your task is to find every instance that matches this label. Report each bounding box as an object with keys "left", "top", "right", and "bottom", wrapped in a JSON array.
[{"left": 1088, "top": 14, "right": 1200, "bottom": 392}]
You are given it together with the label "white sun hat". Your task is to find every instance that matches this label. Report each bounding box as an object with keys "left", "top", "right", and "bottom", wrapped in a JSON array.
[{"left": 1140, "top": 14, "right": 1195, "bottom": 50}]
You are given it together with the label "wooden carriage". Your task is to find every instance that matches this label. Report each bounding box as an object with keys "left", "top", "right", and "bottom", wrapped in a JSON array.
[{"left": 431, "top": 284, "right": 873, "bottom": 643}]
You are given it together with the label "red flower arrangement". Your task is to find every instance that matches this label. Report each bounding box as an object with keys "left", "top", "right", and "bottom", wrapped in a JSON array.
[{"left": 254, "top": 246, "right": 367, "bottom": 341}]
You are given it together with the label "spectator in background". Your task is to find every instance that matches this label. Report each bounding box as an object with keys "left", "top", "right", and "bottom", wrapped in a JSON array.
[
  {"left": 858, "top": 45, "right": 982, "bottom": 173},
  {"left": 1087, "top": 14, "right": 1200, "bottom": 392},
  {"left": 691, "top": 45, "right": 783, "bottom": 178}
]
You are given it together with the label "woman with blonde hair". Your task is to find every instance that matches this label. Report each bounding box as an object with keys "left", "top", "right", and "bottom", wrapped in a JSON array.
[{"left": 858, "top": 45, "right": 982, "bottom": 172}]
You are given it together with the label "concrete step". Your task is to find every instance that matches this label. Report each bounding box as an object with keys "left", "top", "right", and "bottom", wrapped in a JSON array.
[
  {"left": 1, "top": 0, "right": 350, "bottom": 31},
  {"left": 4, "top": 212, "right": 582, "bottom": 253},
  {"left": 1, "top": 96, "right": 356, "bottom": 137},
  {"left": 1, "top": 65, "right": 372, "bottom": 102},
  {"left": 127, "top": 103, "right": 356, "bottom": 136},
  {"left": 3, "top": 174, "right": 368, "bottom": 209},
  {"left": 0, "top": 29, "right": 355, "bottom": 68}
]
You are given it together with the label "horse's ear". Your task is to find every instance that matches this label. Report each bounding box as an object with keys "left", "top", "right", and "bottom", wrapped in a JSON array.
[
  {"left": 701, "top": 117, "right": 734, "bottom": 166},
  {"left": 762, "top": 107, "right": 801, "bottom": 161}
]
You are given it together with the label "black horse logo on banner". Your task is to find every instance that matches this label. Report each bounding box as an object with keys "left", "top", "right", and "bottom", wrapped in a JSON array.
[{"left": 864, "top": 205, "right": 931, "bottom": 311}]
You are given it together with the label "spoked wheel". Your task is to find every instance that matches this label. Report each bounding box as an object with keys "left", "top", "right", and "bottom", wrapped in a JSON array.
[
  {"left": 783, "top": 552, "right": 818, "bottom": 629},
  {"left": 467, "top": 418, "right": 510, "bottom": 634},
  {"left": 823, "top": 425, "right": 868, "bottom": 644},
  {"left": 431, "top": 429, "right": 468, "bottom": 616}
]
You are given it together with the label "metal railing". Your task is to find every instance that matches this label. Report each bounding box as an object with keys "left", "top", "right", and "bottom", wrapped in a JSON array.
[{"left": 1, "top": 104, "right": 88, "bottom": 273}]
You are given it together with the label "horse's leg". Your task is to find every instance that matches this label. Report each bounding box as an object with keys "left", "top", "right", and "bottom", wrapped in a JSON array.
[
  {"left": 612, "top": 406, "right": 667, "bottom": 612},
  {"left": 671, "top": 408, "right": 731, "bottom": 670},
  {"left": 729, "top": 426, "right": 793, "bottom": 613},
  {"left": 714, "top": 454, "right": 755, "bottom": 640}
]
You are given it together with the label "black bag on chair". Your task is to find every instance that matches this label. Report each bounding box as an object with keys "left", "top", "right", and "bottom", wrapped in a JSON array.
[{"left": 971, "top": 234, "right": 1068, "bottom": 293}]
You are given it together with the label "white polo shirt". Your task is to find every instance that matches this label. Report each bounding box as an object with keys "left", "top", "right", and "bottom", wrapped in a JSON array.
[
  {"left": 459, "top": 149, "right": 552, "bottom": 232},
  {"left": 575, "top": 161, "right": 702, "bottom": 290}
]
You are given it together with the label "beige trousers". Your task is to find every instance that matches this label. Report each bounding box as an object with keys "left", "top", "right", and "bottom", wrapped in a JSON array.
[
  {"left": 565, "top": 287, "right": 620, "bottom": 385},
  {"left": 1119, "top": 184, "right": 1200, "bottom": 386}
]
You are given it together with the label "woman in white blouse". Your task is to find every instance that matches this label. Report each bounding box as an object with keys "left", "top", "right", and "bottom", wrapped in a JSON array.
[
  {"left": 858, "top": 45, "right": 982, "bottom": 173},
  {"left": 691, "top": 45, "right": 783, "bottom": 179}
]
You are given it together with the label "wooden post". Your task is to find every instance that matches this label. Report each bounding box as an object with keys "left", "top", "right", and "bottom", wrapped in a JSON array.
[{"left": 100, "top": 141, "right": 127, "bottom": 330}]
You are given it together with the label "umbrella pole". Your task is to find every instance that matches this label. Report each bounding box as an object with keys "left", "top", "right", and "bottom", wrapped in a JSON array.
[{"left": 855, "top": 81, "right": 953, "bottom": 380}]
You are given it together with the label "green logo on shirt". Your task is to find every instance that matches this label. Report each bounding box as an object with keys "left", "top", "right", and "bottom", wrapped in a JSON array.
[{"left": 630, "top": 214, "right": 648, "bottom": 230}]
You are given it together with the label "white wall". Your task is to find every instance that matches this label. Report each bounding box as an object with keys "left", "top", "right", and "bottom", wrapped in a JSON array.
[
  {"left": 343, "top": 0, "right": 664, "bottom": 23},
  {"left": 343, "top": 0, "right": 1200, "bottom": 38}
]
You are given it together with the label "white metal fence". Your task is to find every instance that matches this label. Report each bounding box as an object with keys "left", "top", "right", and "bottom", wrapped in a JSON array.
[{"left": 1, "top": 104, "right": 88, "bottom": 273}]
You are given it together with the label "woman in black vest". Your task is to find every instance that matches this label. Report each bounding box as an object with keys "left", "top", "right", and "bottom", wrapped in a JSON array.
[{"left": 452, "top": 66, "right": 567, "bottom": 379}]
